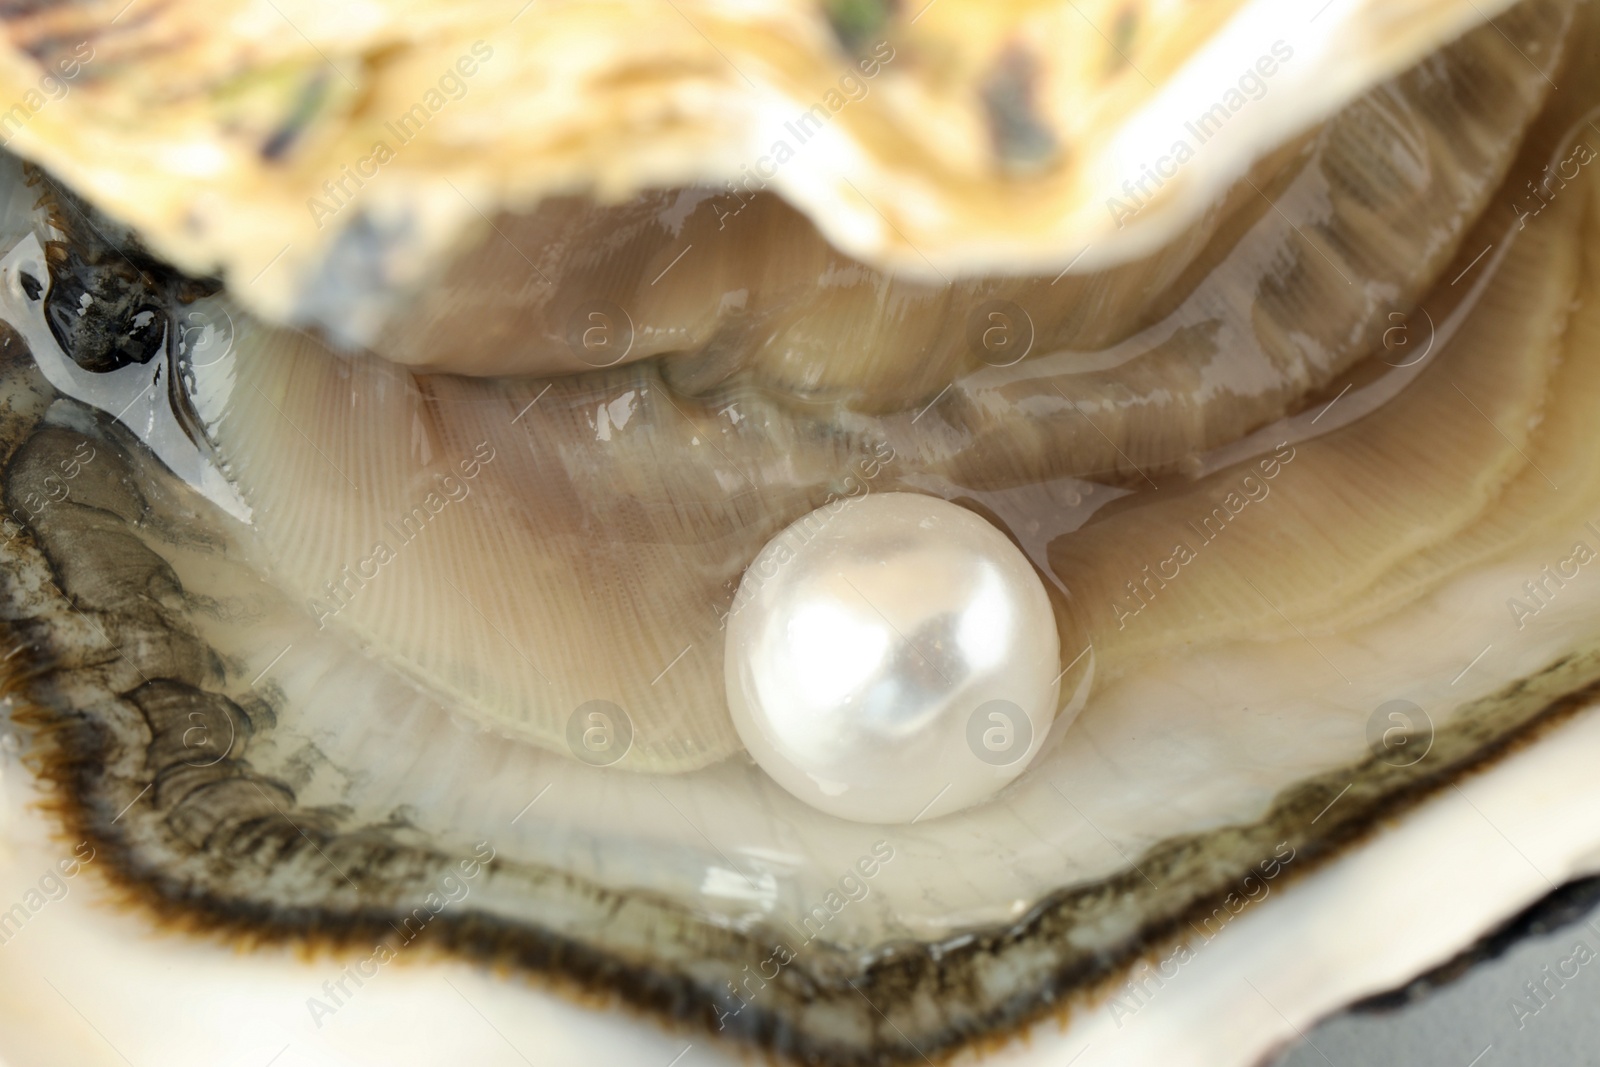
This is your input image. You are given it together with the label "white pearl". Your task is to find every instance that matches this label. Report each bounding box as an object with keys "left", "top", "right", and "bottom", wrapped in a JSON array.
[{"left": 724, "top": 492, "right": 1061, "bottom": 823}]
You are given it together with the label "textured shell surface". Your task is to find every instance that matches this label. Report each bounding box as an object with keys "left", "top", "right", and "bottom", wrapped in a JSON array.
[{"left": 0, "top": 0, "right": 1530, "bottom": 341}]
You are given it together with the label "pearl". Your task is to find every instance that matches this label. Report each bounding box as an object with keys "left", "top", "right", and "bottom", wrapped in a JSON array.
[{"left": 724, "top": 492, "right": 1061, "bottom": 823}]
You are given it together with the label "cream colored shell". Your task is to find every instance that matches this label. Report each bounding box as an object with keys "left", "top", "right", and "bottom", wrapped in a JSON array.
[{"left": 0, "top": 0, "right": 1524, "bottom": 339}]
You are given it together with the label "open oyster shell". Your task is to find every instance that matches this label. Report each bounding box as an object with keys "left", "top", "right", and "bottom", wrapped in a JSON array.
[{"left": 1, "top": 0, "right": 1599, "bottom": 1066}]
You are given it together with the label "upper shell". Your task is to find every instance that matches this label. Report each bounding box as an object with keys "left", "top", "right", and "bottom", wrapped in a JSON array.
[{"left": 0, "top": 0, "right": 1526, "bottom": 341}]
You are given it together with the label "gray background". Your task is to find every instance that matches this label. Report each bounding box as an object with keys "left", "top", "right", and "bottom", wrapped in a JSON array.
[{"left": 1276, "top": 885, "right": 1600, "bottom": 1067}]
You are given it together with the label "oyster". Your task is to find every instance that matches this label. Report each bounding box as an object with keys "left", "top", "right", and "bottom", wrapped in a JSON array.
[{"left": 0, "top": 0, "right": 1599, "bottom": 1066}]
